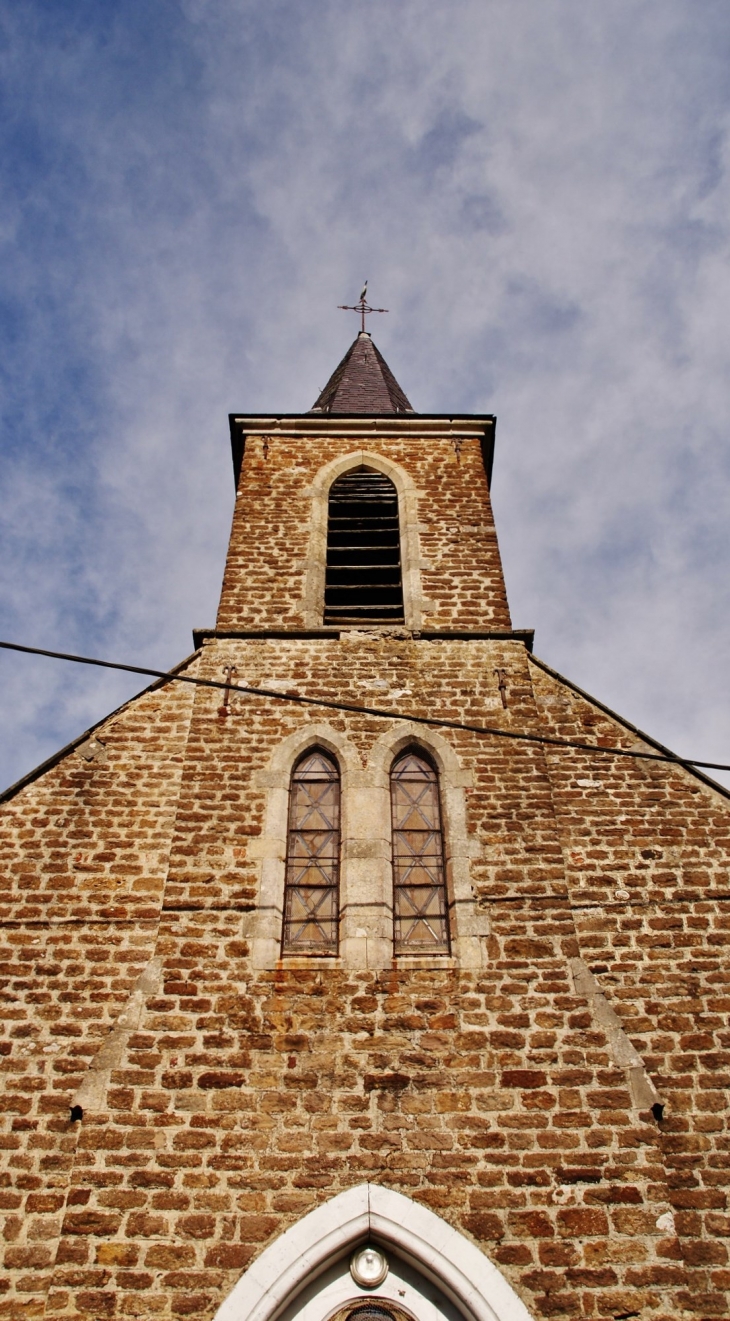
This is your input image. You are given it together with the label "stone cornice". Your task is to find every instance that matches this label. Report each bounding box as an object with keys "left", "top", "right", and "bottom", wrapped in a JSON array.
[{"left": 228, "top": 412, "right": 497, "bottom": 485}]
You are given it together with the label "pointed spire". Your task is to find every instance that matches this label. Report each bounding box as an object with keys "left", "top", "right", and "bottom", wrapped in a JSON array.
[{"left": 310, "top": 332, "right": 414, "bottom": 414}]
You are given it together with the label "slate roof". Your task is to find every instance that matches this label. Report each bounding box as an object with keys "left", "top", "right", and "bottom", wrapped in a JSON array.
[{"left": 310, "top": 331, "right": 414, "bottom": 414}]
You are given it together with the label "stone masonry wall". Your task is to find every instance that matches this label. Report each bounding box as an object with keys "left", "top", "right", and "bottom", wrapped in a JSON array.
[
  {"left": 216, "top": 430, "right": 512, "bottom": 633},
  {"left": 530, "top": 656, "right": 730, "bottom": 1319},
  {"left": 2, "top": 631, "right": 729, "bottom": 1321},
  {"left": 0, "top": 677, "right": 195, "bottom": 1318}
]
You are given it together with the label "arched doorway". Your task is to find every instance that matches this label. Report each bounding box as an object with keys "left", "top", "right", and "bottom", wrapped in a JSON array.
[{"left": 213, "top": 1184, "right": 535, "bottom": 1321}]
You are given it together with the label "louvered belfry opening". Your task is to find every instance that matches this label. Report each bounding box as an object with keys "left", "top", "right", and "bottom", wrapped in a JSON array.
[{"left": 324, "top": 465, "right": 404, "bottom": 625}]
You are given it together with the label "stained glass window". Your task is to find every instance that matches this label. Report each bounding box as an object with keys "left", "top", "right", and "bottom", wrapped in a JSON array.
[
  {"left": 390, "top": 751, "right": 449, "bottom": 954},
  {"left": 282, "top": 750, "right": 340, "bottom": 954}
]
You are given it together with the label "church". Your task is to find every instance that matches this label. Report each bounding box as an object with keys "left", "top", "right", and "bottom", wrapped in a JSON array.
[{"left": 1, "top": 314, "right": 729, "bottom": 1321}]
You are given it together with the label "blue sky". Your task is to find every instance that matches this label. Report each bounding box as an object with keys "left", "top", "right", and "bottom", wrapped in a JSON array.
[{"left": 1, "top": 0, "right": 730, "bottom": 789}]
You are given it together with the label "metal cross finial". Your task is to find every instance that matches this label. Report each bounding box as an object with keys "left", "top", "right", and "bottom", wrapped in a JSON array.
[{"left": 338, "top": 281, "right": 388, "bottom": 333}]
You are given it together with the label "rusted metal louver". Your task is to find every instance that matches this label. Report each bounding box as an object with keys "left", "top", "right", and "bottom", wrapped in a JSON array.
[{"left": 324, "top": 466, "right": 404, "bottom": 625}]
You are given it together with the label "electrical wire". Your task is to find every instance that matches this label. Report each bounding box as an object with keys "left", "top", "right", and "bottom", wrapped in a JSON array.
[{"left": 0, "top": 637, "right": 728, "bottom": 774}]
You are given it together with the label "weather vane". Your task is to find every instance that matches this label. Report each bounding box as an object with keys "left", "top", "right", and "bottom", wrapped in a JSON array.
[{"left": 338, "top": 281, "right": 388, "bottom": 333}]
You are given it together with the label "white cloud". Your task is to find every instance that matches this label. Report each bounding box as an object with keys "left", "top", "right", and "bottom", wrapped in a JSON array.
[{"left": 0, "top": 0, "right": 729, "bottom": 790}]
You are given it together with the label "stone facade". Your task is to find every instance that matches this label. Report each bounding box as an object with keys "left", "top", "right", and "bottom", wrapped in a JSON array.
[{"left": 1, "top": 395, "right": 729, "bottom": 1321}]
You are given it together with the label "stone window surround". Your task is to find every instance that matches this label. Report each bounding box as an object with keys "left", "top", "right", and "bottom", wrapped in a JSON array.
[
  {"left": 212, "top": 1182, "right": 535, "bottom": 1321},
  {"left": 302, "top": 450, "right": 426, "bottom": 630},
  {"left": 249, "top": 720, "right": 487, "bottom": 970}
]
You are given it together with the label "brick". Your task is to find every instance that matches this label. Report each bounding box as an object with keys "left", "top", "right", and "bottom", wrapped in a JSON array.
[
  {"left": 500, "top": 1070, "right": 548, "bottom": 1089},
  {"left": 61, "top": 1212, "right": 123, "bottom": 1237},
  {"left": 557, "top": 1209, "right": 610, "bottom": 1237}
]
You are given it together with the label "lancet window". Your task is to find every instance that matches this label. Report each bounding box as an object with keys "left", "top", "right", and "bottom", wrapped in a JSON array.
[
  {"left": 324, "top": 465, "right": 404, "bottom": 624},
  {"left": 390, "top": 750, "right": 450, "bottom": 954},
  {"left": 282, "top": 749, "right": 340, "bottom": 954}
]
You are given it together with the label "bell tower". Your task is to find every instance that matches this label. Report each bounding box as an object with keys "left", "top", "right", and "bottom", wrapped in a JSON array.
[{"left": 211, "top": 328, "right": 520, "bottom": 640}]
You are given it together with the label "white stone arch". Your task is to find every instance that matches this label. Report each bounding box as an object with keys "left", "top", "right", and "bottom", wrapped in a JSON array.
[
  {"left": 213, "top": 1183, "right": 535, "bottom": 1321},
  {"left": 367, "top": 724, "right": 486, "bottom": 968},
  {"left": 302, "top": 450, "right": 424, "bottom": 630},
  {"left": 249, "top": 723, "right": 362, "bottom": 968},
  {"left": 367, "top": 722, "right": 471, "bottom": 785}
]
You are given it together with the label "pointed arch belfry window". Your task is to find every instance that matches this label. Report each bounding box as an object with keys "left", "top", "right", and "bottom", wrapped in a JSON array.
[
  {"left": 282, "top": 750, "right": 340, "bottom": 954},
  {"left": 324, "top": 465, "right": 404, "bottom": 624},
  {"left": 390, "top": 751, "right": 450, "bottom": 954}
]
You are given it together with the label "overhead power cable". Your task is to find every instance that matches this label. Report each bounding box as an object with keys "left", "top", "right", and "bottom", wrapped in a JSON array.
[{"left": 0, "top": 637, "right": 728, "bottom": 774}]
